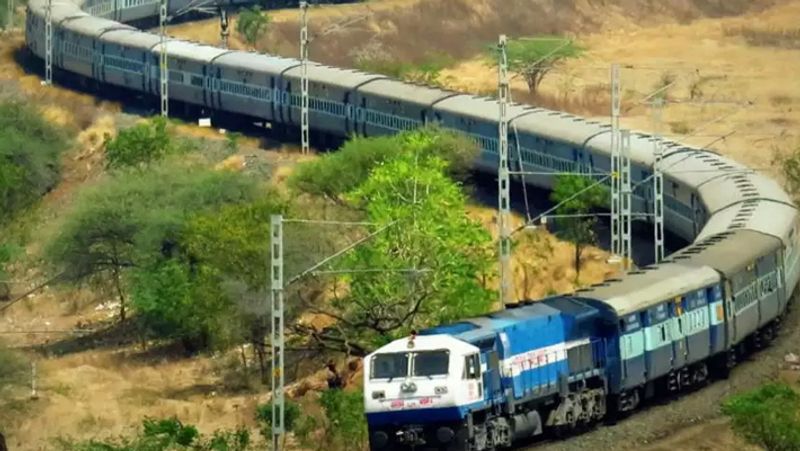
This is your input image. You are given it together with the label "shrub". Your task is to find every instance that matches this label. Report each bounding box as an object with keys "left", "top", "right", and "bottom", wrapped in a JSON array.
[
  {"left": 0, "top": 343, "right": 27, "bottom": 390},
  {"left": 237, "top": 6, "right": 270, "bottom": 47},
  {"left": 319, "top": 390, "right": 367, "bottom": 450},
  {"left": 105, "top": 117, "right": 187, "bottom": 169},
  {"left": 56, "top": 417, "right": 250, "bottom": 451},
  {"left": 721, "top": 382, "right": 800, "bottom": 451},
  {"left": 0, "top": 100, "right": 68, "bottom": 224},
  {"left": 255, "top": 400, "right": 302, "bottom": 437},
  {"left": 47, "top": 162, "right": 261, "bottom": 323},
  {"left": 289, "top": 126, "right": 478, "bottom": 199}
]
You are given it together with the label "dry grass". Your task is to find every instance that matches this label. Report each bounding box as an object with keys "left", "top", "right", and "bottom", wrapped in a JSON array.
[
  {"left": 172, "top": 0, "right": 777, "bottom": 70},
  {"left": 512, "top": 84, "right": 614, "bottom": 117},
  {"left": 724, "top": 25, "right": 800, "bottom": 49},
  {"left": 467, "top": 205, "right": 620, "bottom": 302}
]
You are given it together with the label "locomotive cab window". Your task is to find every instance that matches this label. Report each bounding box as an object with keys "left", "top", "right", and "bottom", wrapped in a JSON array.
[{"left": 463, "top": 354, "right": 480, "bottom": 380}]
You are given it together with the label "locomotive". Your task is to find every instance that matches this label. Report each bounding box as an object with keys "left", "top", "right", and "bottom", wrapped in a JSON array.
[{"left": 363, "top": 230, "right": 790, "bottom": 450}]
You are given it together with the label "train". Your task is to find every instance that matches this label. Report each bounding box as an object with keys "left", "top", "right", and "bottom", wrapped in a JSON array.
[{"left": 23, "top": 0, "right": 800, "bottom": 450}]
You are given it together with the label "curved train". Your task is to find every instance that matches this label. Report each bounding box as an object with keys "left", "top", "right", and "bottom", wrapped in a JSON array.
[{"left": 23, "top": 0, "right": 800, "bottom": 450}]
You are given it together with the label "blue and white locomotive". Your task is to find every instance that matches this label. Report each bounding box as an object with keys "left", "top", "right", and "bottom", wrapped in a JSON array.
[{"left": 364, "top": 232, "right": 791, "bottom": 451}]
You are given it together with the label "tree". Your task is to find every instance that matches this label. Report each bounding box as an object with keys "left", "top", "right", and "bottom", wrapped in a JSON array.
[
  {"left": 312, "top": 151, "right": 494, "bottom": 351},
  {"left": 489, "top": 37, "right": 583, "bottom": 95},
  {"left": 722, "top": 383, "right": 800, "bottom": 451},
  {"left": 105, "top": 117, "right": 182, "bottom": 169},
  {"left": 776, "top": 144, "right": 800, "bottom": 200},
  {"left": 317, "top": 390, "right": 367, "bottom": 450},
  {"left": 289, "top": 126, "right": 478, "bottom": 201},
  {"left": 130, "top": 259, "right": 236, "bottom": 352},
  {"left": 237, "top": 6, "right": 270, "bottom": 47},
  {"left": 549, "top": 174, "right": 607, "bottom": 280},
  {"left": 47, "top": 163, "right": 260, "bottom": 321},
  {"left": 0, "top": 243, "right": 17, "bottom": 301},
  {"left": 0, "top": 100, "right": 68, "bottom": 224},
  {"left": 151, "top": 196, "right": 286, "bottom": 363},
  {"left": 255, "top": 401, "right": 302, "bottom": 440}
]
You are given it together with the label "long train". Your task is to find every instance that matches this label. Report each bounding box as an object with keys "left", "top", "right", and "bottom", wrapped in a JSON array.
[{"left": 23, "top": 0, "right": 800, "bottom": 450}]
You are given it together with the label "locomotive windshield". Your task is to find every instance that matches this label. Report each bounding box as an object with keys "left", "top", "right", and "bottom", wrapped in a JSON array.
[
  {"left": 370, "top": 350, "right": 450, "bottom": 379},
  {"left": 372, "top": 352, "right": 409, "bottom": 379},
  {"left": 413, "top": 350, "right": 449, "bottom": 377}
]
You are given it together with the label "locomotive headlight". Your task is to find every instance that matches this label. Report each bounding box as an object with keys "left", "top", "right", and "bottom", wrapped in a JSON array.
[
  {"left": 371, "top": 390, "right": 386, "bottom": 400},
  {"left": 434, "top": 386, "right": 448, "bottom": 395}
]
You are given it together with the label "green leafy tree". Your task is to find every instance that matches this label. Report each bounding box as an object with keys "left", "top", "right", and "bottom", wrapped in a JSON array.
[
  {"left": 255, "top": 401, "right": 302, "bottom": 440},
  {"left": 354, "top": 52, "right": 454, "bottom": 87},
  {"left": 47, "top": 163, "right": 259, "bottom": 321},
  {"left": 290, "top": 126, "right": 478, "bottom": 200},
  {"left": 722, "top": 383, "right": 800, "bottom": 451},
  {"left": 489, "top": 37, "right": 583, "bottom": 95},
  {"left": 179, "top": 196, "right": 285, "bottom": 366},
  {"left": 130, "top": 259, "right": 235, "bottom": 352},
  {"left": 319, "top": 150, "right": 493, "bottom": 350},
  {"left": 105, "top": 117, "right": 184, "bottom": 169},
  {"left": 0, "top": 243, "right": 17, "bottom": 300},
  {"left": 776, "top": 144, "right": 800, "bottom": 200},
  {"left": 0, "top": 100, "right": 68, "bottom": 224},
  {"left": 318, "top": 390, "right": 367, "bottom": 450},
  {"left": 236, "top": 6, "right": 270, "bottom": 47},
  {"left": 549, "top": 174, "right": 607, "bottom": 280}
]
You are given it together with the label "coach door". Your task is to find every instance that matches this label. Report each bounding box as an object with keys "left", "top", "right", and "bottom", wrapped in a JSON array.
[{"left": 724, "top": 280, "right": 736, "bottom": 346}]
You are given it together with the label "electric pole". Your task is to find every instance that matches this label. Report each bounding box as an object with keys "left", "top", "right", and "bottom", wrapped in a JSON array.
[
  {"left": 219, "top": 7, "right": 229, "bottom": 49},
  {"left": 620, "top": 129, "right": 632, "bottom": 270},
  {"left": 270, "top": 215, "right": 285, "bottom": 451},
  {"left": 610, "top": 63, "right": 620, "bottom": 258},
  {"left": 44, "top": 0, "right": 52, "bottom": 85},
  {"left": 300, "top": 1, "right": 310, "bottom": 155},
  {"left": 652, "top": 98, "right": 665, "bottom": 263},
  {"left": 497, "top": 35, "right": 512, "bottom": 307},
  {"left": 159, "top": 0, "right": 169, "bottom": 117}
]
